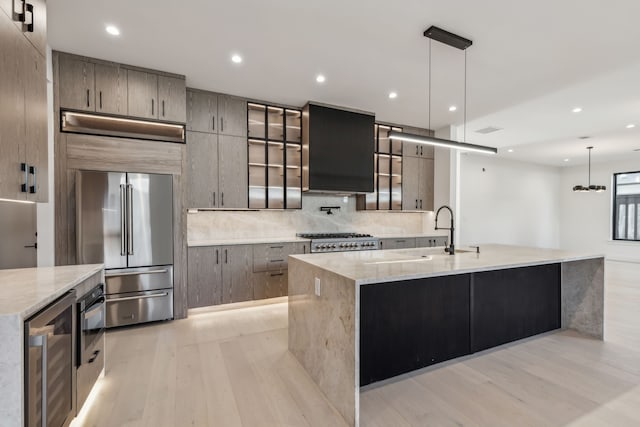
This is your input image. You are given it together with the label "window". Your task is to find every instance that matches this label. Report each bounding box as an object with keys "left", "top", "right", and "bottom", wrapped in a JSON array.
[{"left": 613, "top": 171, "right": 640, "bottom": 241}]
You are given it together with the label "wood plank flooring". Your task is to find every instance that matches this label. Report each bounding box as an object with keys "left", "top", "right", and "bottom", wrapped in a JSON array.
[{"left": 74, "top": 261, "right": 640, "bottom": 427}]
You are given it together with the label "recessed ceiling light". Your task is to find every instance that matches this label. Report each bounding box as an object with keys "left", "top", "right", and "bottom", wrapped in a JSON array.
[
  {"left": 626, "top": 124, "right": 635, "bottom": 129},
  {"left": 231, "top": 54, "right": 243, "bottom": 64},
  {"left": 449, "top": 105, "right": 457, "bottom": 112},
  {"left": 316, "top": 74, "right": 326, "bottom": 83},
  {"left": 507, "top": 149, "right": 513, "bottom": 153},
  {"left": 572, "top": 107, "right": 582, "bottom": 113},
  {"left": 105, "top": 25, "right": 120, "bottom": 36},
  {"left": 388, "top": 92, "right": 398, "bottom": 99},
  {"left": 563, "top": 158, "right": 570, "bottom": 162}
]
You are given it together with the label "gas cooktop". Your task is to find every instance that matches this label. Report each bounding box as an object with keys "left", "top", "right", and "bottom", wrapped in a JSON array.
[
  {"left": 296, "top": 232, "right": 379, "bottom": 253},
  {"left": 296, "top": 232, "right": 373, "bottom": 239}
]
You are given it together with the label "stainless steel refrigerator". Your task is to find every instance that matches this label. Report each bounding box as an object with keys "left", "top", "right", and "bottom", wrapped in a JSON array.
[{"left": 76, "top": 171, "right": 174, "bottom": 328}]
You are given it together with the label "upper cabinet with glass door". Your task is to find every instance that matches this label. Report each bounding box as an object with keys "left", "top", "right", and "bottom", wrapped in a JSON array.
[
  {"left": 247, "top": 103, "right": 302, "bottom": 209},
  {"left": 357, "top": 124, "right": 403, "bottom": 211}
]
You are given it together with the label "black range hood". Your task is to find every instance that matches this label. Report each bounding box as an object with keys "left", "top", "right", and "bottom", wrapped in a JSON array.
[{"left": 302, "top": 102, "right": 375, "bottom": 193}]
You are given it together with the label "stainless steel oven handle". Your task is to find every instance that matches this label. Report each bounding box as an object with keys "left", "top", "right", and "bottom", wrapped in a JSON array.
[
  {"left": 105, "top": 269, "right": 168, "bottom": 278},
  {"left": 29, "top": 333, "right": 48, "bottom": 427},
  {"left": 108, "top": 292, "right": 169, "bottom": 303}
]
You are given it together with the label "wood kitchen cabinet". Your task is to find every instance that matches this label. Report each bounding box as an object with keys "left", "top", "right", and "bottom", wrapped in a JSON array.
[
  {"left": 416, "top": 236, "right": 448, "bottom": 248},
  {"left": 472, "top": 264, "right": 561, "bottom": 353},
  {"left": 94, "top": 63, "right": 128, "bottom": 115},
  {"left": 186, "top": 131, "right": 247, "bottom": 208},
  {"left": 127, "top": 70, "right": 158, "bottom": 119},
  {"left": 187, "top": 89, "right": 217, "bottom": 133},
  {"left": 187, "top": 245, "right": 253, "bottom": 308},
  {"left": 379, "top": 237, "right": 416, "bottom": 250},
  {"left": 1, "top": 0, "right": 47, "bottom": 57},
  {"left": 187, "top": 89, "right": 246, "bottom": 137},
  {"left": 402, "top": 156, "right": 434, "bottom": 211},
  {"left": 0, "top": 4, "right": 47, "bottom": 202},
  {"left": 360, "top": 274, "right": 471, "bottom": 386},
  {"left": 158, "top": 75, "right": 186, "bottom": 123},
  {"left": 59, "top": 56, "right": 95, "bottom": 112}
]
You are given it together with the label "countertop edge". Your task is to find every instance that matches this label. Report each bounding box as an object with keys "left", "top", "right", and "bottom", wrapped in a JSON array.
[
  {"left": 353, "top": 254, "right": 605, "bottom": 285},
  {"left": 5, "top": 264, "right": 105, "bottom": 320}
]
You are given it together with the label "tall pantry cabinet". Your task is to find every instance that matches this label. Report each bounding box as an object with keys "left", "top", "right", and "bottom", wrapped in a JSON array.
[{"left": 0, "top": 0, "right": 48, "bottom": 202}]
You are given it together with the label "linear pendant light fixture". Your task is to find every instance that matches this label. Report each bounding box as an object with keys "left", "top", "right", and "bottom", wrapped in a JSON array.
[
  {"left": 573, "top": 146, "right": 606, "bottom": 192},
  {"left": 389, "top": 26, "right": 497, "bottom": 155}
]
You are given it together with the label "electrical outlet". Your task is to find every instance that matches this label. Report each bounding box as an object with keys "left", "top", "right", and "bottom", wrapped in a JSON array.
[{"left": 314, "top": 277, "right": 321, "bottom": 296}]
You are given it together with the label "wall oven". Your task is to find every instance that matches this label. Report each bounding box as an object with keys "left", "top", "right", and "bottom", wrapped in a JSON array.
[
  {"left": 25, "top": 290, "right": 76, "bottom": 427},
  {"left": 77, "top": 284, "right": 105, "bottom": 410}
]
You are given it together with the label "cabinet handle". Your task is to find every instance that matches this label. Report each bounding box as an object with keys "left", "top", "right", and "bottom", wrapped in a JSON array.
[
  {"left": 420, "top": 146, "right": 423, "bottom": 156},
  {"left": 270, "top": 245, "right": 284, "bottom": 249},
  {"left": 24, "top": 2, "right": 33, "bottom": 32},
  {"left": 270, "top": 272, "right": 284, "bottom": 277},
  {"left": 14, "top": 0, "right": 25, "bottom": 22},
  {"left": 270, "top": 259, "right": 284, "bottom": 263},
  {"left": 221, "top": 192, "right": 224, "bottom": 207},
  {"left": 29, "top": 333, "right": 48, "bottom": 425},
  {"left": 151, "top": 99, "right": 154, "bottom": 116},
  {"left": 216, "top": 249, "right": 219, "bottom": 265},
  {"left": 416, "top": 145, "right": 419, "bottom": 156},
  {"left": 212, "top": 192, "right": 216, "bottom": 207},
  {"left": 212, "top": 115, "right": 215, "bottom": 131},
  {"left": 415, "top": 199, "right": 418, "bottom": 209},
  {"left": 99, "top": 91, "right": 102, "bottom": 110},
  {"left": 396, "top": 240, "right": 406, "bottom": 243},
  {"left": 29, "top": 165, "right": 36, "bottom": 193},
  {"left": 220, "top": 117, "right": 224, "bottom": 132},
  {"left": 225, "top": 249, "right": 228, "bottom": 264},
  {"left": 20, "top": 163, "right": 28, "bottom": 193},
  {"left": 420, "top": 199, "right": 423, "bottom": 209},
  {"left": 86, "top": 89, "right": 90, "bottom": 107},
  {"left": 162, "top": 100, "right": 165, "bottom": 117}
]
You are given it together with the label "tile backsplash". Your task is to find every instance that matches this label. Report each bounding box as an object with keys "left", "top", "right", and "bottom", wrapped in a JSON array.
[{"left": 188, "top": 194, "right": 441, "bottom": 242}]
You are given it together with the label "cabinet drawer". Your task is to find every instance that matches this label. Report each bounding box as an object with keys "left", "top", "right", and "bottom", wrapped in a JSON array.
[
  {"left": 416, "top": 236, "right": 448, "bottom": 248},
  {"left": 106, "top": 289, "right": 173, "bottom": 327},
  {"left": 105, "top": 265, "right": 173, "bottom": 294},
  {"left": 380, "top": 238, "right": 416, "bottom": 250},
  {"left": 253, "top": 270, "right": 287, "bottom": 300},
  {"left": 253, "top": 243, "right": 294, "bottom": 272}
]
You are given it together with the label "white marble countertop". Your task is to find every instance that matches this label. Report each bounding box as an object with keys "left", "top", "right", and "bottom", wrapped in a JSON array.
[
  {"left": 188, "top": 237, "right": 311, "bottom": 247},
  {"left": 0, "top": 264, "right": 104, "bottom": 318},
  {"left": 290, "top": 244, "right": 604, "bottom": 285}
]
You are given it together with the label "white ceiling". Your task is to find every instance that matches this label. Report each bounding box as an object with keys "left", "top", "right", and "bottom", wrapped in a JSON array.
[{"left": 47, "top": 0, "right": 640, "bottom": 166}]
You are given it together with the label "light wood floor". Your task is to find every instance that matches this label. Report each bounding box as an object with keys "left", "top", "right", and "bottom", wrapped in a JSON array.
[{"left": 75, "top": 261, "right": 640, "bottom": 427}]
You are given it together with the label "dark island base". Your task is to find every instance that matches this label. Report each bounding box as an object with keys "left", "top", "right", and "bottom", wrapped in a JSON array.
[{"left": 360, "top": 263, "right": 561, "bottom": 386}]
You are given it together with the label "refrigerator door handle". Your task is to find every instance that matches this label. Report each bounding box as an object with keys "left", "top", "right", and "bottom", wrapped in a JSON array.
[
  {"left": 126, "top": 184, "right": 134, "bottom": 255},
  {"left": 120, "top": 184, "right": 126, "bottom": 256}
]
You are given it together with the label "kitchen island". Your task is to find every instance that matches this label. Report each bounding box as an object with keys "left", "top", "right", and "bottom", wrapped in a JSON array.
[
  {"left": 0, "top": 264, "right": 104, "bottom": 427},
  {"left": 288, "top": 244, "right": 604, "bottom": 426}
]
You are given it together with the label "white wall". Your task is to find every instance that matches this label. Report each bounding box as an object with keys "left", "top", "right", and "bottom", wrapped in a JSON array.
[
  {"left": 560, "top": 158, "right": 640, "bottom": 261},
  {"left": 36, "top": 47, "right": 55, "bottom": 266},
  {"left": 458, "top": 154, "right": 562, "bottom": 248}
]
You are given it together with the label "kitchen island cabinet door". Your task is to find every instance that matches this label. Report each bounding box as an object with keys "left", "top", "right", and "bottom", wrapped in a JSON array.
[
  {"left": 187, "top": 246, "right": 222, "bottom": 308},
  {"left": 222, "top": 245, "right": 253, "bottom": 304},
  {"left": 186, "top": 131, "right": 218, "bottom": 208},
  {"left": 218, "top": 95, "right": 247, "bottom": 137},
  {"left": 218, "top": 135, "right": 248, "bottom": 208},
  {"left": 59, "top": 56, "right": 95, "bottom": 112},
  {"left": 360, "top": 274, "right": 471, "bottom": 386},
  {"left": 95, "top": 63, "right": 128, "bottom": 115},
  {"left": 187, "top": 89, "right": 217, "bottom": 133},
  {"left": 472, "top": 263, "right": 561, "bottom": 352},
  {"left": 158, "top": 75, "right": 186, "bottom": 123},
  {"left": 127, "top": 69, "right": 158, "bottom": 119}
]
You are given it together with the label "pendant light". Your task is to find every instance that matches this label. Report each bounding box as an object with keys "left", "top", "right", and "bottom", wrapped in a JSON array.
[
  {"left": 389, "top": 26, "right": 497, "bottom": 155},
  {"left": 573, "top": 146, "right": 606, "bottom": 192}
]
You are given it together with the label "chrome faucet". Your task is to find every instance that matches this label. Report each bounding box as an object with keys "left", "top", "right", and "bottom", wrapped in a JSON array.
[{"left": 434, "top": 205, "right": 455, "bottom": 255}]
